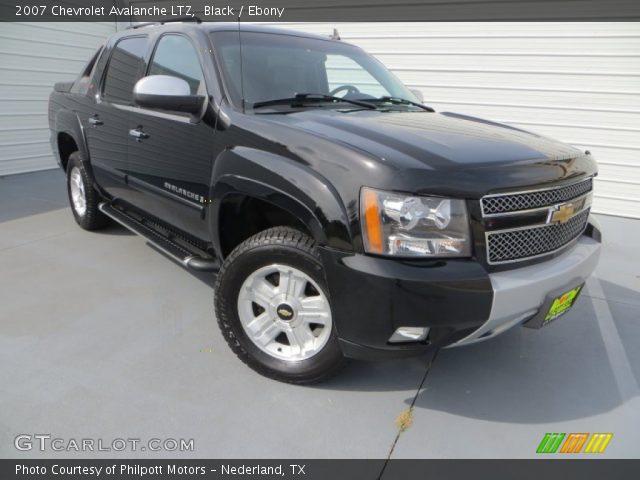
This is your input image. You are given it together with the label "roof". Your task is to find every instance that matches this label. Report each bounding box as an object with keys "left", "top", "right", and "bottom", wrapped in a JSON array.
[{"left": 125, "top": 21, "right": 340, "bottom": 43}]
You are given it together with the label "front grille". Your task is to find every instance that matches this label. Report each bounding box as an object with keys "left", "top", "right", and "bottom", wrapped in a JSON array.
[
  {"left": 481, "top": 178, "right": 593, "bottom": 215},
  {"left": 486, "top": 209, "right": 590, "bottom": 264}
]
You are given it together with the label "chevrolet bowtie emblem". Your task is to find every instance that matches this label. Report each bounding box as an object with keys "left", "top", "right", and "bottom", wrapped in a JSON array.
[
  {"left": 278, "top": 308, "right": 293, "bottom": 317},
  {"left": 549, "top": 203, "right": 577, "bottom": 224}
]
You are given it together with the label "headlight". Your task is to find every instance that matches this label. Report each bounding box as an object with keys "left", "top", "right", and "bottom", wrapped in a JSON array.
[{"left": 360, "top": 187, "right": 471, "bottom": 257}]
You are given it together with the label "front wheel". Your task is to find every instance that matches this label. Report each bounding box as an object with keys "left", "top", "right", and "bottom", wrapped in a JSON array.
[{"left": 214, "top": 227, "right": 345, "bottom": 384}]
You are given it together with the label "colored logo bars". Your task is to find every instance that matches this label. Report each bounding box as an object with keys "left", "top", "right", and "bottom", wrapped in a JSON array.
[{"left": 536, "top": 433, "right": 613, "bottom": 454}]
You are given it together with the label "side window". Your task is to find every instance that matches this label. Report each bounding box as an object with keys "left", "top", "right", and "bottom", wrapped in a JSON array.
[
  {"left": 148, "top": 35, "right": 203, "bottom": 95},
  {"left": 102, "top": 36, "right": 148, "bottom": 104},
  {"left": 325, "top": 54, "right": 389, "bottom": 98}
]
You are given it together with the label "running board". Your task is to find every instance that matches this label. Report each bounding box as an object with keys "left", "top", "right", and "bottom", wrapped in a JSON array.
[{"left": 99, "top": 203, "right": 219, "bottom": 272}]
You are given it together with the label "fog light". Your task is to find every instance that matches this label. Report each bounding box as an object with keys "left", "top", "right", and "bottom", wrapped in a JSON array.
[{"left": 388, "top": 327, "right": 429, "bottom": 343}]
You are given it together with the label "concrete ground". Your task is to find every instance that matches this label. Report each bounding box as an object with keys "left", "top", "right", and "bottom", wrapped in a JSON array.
[{"left": 1, "top": 169, "right": 639, "bottom": 461}]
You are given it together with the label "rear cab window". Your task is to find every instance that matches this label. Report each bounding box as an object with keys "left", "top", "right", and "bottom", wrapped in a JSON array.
[{"left": 71, "top": 46, "right": 103, "bottom": 94}]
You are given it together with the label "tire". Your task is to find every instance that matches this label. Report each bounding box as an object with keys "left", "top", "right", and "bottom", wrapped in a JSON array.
[
  {"left": 66, "top": 151, "right": 109, "bottom": 230},
  {"left": 214, "top": 227, "right": 346, "bottom": 384}
]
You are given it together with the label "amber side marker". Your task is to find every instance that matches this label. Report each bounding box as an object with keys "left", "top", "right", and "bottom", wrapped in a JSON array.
[{"left": 362, "top": 188, "right": 383, "bottom": 254}]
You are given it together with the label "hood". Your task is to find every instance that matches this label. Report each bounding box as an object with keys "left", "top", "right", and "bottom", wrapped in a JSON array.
[
  {"left": 250, "top": 109, "right": 596, "bottom": 198},
  {"left": 264, "top": 109, "right": 582, "bottom": 168}
]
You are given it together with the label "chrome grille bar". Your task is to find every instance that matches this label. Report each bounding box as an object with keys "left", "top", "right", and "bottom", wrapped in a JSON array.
[
  {"left": 481, "top": 178, "right": 593, "bottom": 216},
  {"left": 486, "top": 209, "right": 590, "bottom": 264},
  {"left": 481, "top": 178, "right": 594, "bottom": 265}
]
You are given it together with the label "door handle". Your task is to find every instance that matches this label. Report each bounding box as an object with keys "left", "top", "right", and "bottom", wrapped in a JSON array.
[
  {"left": 129, "top": 128, "right": 149, "bottom": 141},
  {"left": 88, "top": 116, "right": 103, "bottom": 127}
]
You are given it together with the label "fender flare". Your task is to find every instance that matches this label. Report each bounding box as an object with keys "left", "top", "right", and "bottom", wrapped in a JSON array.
[
  {"left": 54, "top": 109, "right": 90, "bottom": 160},
  {"left": 209, "top": 147, "right": 354, "bottom": 253},
  {"left": 53, "top": 109, "right": 101, "bottom": 185}
]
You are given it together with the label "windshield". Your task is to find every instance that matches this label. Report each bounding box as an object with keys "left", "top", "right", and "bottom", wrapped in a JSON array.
[{"left": 211, "top": 31, "right": 419, "bottom": 110}]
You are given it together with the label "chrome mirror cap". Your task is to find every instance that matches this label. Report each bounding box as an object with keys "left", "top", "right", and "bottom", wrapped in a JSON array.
[
  {"left": 133, "top": 75, "right": 204, "bottom": 115},
  {"left": 134, "top": 75, "right": 191, "bottom": 97}
]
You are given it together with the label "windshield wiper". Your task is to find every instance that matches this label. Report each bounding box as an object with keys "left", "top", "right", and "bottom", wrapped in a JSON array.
[
  {"left": 359, "top": 96, "right": 434, "bottom": 112},
  {"left": 252, "top": 93, "right": 376, "bottom": 110}
]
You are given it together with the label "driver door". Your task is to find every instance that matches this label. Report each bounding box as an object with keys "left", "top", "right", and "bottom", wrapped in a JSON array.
[{"left": 125, "top": 33, "right": 215, "bottom": 241}]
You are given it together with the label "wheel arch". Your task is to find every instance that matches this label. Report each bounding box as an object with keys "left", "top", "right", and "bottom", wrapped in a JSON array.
[
  {"left": 53, "top": 109, "right": 90, "bottom": 172},
  {"left": 210, "top": 147, "right": 353, "bottom": 259}
]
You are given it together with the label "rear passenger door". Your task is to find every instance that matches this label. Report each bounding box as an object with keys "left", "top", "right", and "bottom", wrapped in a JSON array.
[
  {"left": 125, "top": 33, "right": 215, "bottom": 241},
  {"left": 85, "top": 35, "right": 148, "bottom": 197}
]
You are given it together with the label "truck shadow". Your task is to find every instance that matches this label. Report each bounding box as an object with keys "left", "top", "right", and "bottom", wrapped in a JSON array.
[
  {"left": 320, "top": 280, "right": 639, "bottom": 424},
  {"left": 99, "top": 223, "right": 136, "bottom": 236}
]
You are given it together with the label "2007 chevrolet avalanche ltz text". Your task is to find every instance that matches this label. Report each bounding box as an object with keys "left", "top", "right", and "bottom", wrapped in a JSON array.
[{"left": 48, "top": 21, "right": 602, "bottom": 383}]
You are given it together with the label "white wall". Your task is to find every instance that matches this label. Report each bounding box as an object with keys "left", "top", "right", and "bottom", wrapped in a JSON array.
[
  {"left": 267, "top": 22, "right": 640, "bottom": 218},
  {"left": 0, "top": 22, "right": 116, "bottom": 175}
]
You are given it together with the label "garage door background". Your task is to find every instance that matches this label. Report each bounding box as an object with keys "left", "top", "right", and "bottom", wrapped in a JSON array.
[
  {"left": 0, "top": 22, "right": 116, "bottom": 176},
  {"left": 265, "top": 22, "right": 640, "bottom": 218}
]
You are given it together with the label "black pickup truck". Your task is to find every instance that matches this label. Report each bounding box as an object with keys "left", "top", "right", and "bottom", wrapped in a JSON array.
[{"left": 49, "top": 21, "right": 601, "bottom": 383}]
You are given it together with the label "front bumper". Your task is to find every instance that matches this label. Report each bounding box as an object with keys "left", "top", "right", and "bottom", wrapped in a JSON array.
[
  {"left": 319, "top": 218, "right": 601, "bottom": 360},
  {"left": 448, "top": 233, "right": 601, "bottom": 347}
]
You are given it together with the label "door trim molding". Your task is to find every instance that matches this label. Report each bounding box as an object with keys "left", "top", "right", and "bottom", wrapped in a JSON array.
[{"left": 127, "top": 175, "right": 205, "bottom": 213}]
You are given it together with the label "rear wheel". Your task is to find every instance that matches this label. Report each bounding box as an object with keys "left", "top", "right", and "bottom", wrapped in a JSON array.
[
  {"left": 66, "top": 152, "right": 109, "bottom": 230},
  {"left": 214, "top": 227, "right": 345, "bottom": 383}
]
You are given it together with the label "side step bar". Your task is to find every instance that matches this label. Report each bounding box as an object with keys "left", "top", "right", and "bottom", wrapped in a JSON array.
[{"left": 99, "top": 203, "right": 219, "bottom": 272}]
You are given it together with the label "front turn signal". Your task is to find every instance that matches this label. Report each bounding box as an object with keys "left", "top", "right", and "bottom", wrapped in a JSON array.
[{"left": 362, "top": 187, "right": 384, "bottom": 254}]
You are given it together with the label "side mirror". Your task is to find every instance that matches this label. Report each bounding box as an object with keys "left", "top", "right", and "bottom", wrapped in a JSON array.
[
  {"left": 133, "top": 75, "right": 204, "bottom": 114},
  {"left": 409, "top": 88, "right": 424, "bottom": 103}
]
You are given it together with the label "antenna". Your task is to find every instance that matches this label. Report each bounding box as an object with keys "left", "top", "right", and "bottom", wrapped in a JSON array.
[
  {"left": 330, "top": 28, "right": 341, "bottom": 40},
  {"left": 237, "top": 17, "right": 246, "bottom": 113}
]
